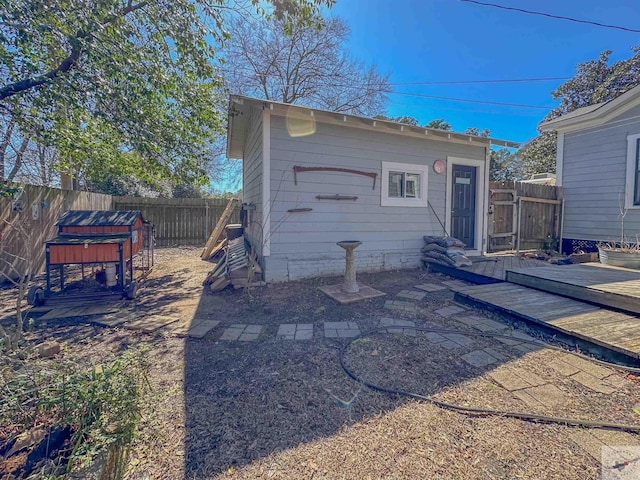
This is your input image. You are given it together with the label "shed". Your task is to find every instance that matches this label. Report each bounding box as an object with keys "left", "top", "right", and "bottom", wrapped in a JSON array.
[
  {"left": 539, "top": 84, "right": 640, "bottom": 253},
  {"left": 227, "top": 95, "right": 518, "bottom": 282}
]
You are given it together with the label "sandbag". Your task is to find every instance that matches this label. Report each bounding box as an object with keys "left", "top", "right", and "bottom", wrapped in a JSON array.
[
  {"left": 424, "top": 251, "right": 455, "bottom": 266},
  {"left": 449, "top": 253, "right": 473, "bottom": 267},
  {"left": 422, "top": 243, "right": 447, "bottom": 253},
  {"left": 423, "top": 257, "right": 450, "bottom": 267},
  {"left": 445, "top": 247, "right": 466, "bottom": 256},
  {"left": 436, "top": 236, "right": 465, "bottom": 248},
  {"left": 423, "top": 235, "right": 442, "bottom": 244}
]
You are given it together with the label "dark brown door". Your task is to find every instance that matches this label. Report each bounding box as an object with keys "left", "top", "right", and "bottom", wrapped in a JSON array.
[{"left": 451, "top": 165, "right": 476, "bottom": 248}]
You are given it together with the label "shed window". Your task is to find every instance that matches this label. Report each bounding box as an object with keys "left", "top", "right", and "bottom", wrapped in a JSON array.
[{"left": 381, "top": 162, "right": 428, "bottom": 207}]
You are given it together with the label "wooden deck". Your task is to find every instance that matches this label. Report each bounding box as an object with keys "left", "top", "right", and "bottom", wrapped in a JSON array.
[
  {"left": 507, "top": 263, "right": 640, "bottom": 315},
  {"left": 426, "top": 254, "right": 548, "bottom": 282},
  {"left": 455, "top": 283, "right": 640, "bottom": 360}
]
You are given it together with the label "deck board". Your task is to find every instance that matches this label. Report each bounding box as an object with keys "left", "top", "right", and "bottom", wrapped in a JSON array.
[
  {"left": 427, "top": 254, "right": 548, "bottom": 283},
  {"left": 456, "top": 283, "right": 640, "bottom": 359},
  {"left": 507, "top": 263, "right": 640, "bottom": 315}
]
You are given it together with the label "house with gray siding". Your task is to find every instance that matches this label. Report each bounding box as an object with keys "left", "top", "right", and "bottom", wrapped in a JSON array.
[
  {"left": 539, "top": 85, "right": 640, "bottom": 253},
  {"left": 227, "top": 95, "right": 518, "bottom": 282}
]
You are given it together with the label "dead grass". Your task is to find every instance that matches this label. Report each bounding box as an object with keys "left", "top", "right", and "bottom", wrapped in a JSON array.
[{"left": 2, "top": 247, "right": 640, "bottom": 480}]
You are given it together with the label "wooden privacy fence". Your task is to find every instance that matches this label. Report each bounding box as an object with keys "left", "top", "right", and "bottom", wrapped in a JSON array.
[
  {"left": 113, "top": 197, "right": 240, "bottom": 247},
  {"left": 488, "top": 181, "right": 563, "bottom": 253},
  {"left": 1, "top": 184, "right": 112, "bottom": 279}
]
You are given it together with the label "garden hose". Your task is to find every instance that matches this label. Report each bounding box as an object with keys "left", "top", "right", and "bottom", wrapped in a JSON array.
[{"left": 339, "top": 326, "right": 640, "bottom": 432}]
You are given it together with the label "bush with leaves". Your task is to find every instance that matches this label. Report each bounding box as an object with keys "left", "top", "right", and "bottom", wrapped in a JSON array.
[{"left": 1, "top": 346, "right": 151, "bottom": 477}]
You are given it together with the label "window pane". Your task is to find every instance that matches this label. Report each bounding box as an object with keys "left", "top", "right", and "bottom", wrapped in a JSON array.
[
  {"left": 636, "top": 139, "right": 640, "bottom": 204},
  {"left": 405, "top": 173, "right": 420, "bottom": 198},
  {"left": 388, "top": 171, "right": 404, "bottom": 197}
]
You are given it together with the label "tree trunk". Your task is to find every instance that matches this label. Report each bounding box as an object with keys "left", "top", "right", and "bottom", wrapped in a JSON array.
[
  {"left": 7, "top": 137, "right": 29, "bottom": 182},
  {"left": 0, "top": 120, "right": 15, "bottom": 180}
]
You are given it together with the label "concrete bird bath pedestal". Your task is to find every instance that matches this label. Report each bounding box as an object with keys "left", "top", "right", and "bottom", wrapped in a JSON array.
[
  {"left": 318, "top": 240, "right": 386, "bottom": 304},
  {"left": 337, "top": 240, "right": 362, "bottom": 293}
]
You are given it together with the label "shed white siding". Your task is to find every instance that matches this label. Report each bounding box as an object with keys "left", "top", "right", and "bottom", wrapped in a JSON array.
[
  {"left": 561, "top": 103, "right": 640, "bottom": 243},
  {"left": 264, "top": 114, "right": 486, "bottom": 282},
  {"left": 242, "top": 107, "right": 264, "bottom": 254}
]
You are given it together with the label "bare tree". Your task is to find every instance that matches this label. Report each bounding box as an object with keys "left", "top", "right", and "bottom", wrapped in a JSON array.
[
  {"left": 0, "top": 212, "right": 35, "bottom": 351},
  {"left": 223, "top": 16, "right": 389, "bottom": 116}
]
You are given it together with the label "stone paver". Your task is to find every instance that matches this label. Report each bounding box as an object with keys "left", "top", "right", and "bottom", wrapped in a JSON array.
[
  {"left": 441, "top": 280, "right": 471, "bottom": 291},
  {"left": 494, "top": 336, "right": 523, "bottom": 346},
  {"left": 455, "top": 315, "right": 509, "bottom": 334},
  {"left": 425, "top": 332, "right": 447, "bottom": 344},
  {"left": 396, "top": 290, "right": 427, "bottom": 301},
  {"left": 324, "top": 321, "right": 360, "bottom": 338},
  {"left": 442, "top": 333, "right": 474, "bottom": 347},
  {"left": 434, "top": 305, "right": 466, "bottom": 317},
  {"left": 570, "top": 371, "right": 616, "bottom": 394},
  {"left": 277, "top": 323, "right": 314, "bottom": 340},
  {"left": 569, "top": 430, "right": 607, "bottom": 460},
  {"left": 460, "top": 349, "right": 500, "bottom": 368},
  {"left": 561, "top": 354, "right": 612, "bottom": 379},
  {"left": 384, "top": 300, "right": 418, "bottom": 313},
  {"left": 439, "top": 340, "right": 463, "bottom": 350},
  {"left": 483, "top": 347, "right": 507, "bottom": 362},
  {"left": 522, "top": 384, "right": 565, "bottom": 408},
  {"left": 487, "top": 368, "right": 532, "bottom": 391},
  {"left": 414, "top": 283, "right": 447, "bottom": 292},
  {"left": 379, "top": 317, "right": 416, "bottom": 336},
  {"left": 512, "top": 389, "right": 543, "bottom": 408},
  {"left": 547, "top": 357, "right": 581, "bottom": 377},
  {"left": 603, "top": 373, "right": 631, "bottom": 390},
  {"left": 220, "top": 326, "right": 245, "bottom": 341},
  {"left": 220, "top": 324, "right": 264, "bottom": 341},
  {"left": 511, "top": 342, "right": 543, "bottom": 355}
]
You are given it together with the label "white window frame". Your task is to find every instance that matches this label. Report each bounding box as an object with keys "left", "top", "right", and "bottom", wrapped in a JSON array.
[
  {"left": 381, "top": 161, "right": 428, "bottom": 207},
  {"left": 625, "top": 133, "right": 640, "bottom": 210}
]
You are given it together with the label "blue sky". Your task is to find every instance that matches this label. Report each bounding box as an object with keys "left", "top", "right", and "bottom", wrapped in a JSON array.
[{"left": 326, "top": 0, "right": 639, "bottom": 144}]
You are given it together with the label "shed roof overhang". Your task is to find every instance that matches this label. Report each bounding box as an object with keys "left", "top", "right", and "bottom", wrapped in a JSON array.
[
  {"left": 226, "top": 95, "right": 520, "bottom": 159},
  {"left": 539, "top": 84, "right": 640, "bottom": 133}
]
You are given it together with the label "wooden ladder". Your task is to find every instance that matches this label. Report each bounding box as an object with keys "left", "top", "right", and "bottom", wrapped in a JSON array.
[{"left": 201, "top": 198, "right": 239, "bottom": 259}]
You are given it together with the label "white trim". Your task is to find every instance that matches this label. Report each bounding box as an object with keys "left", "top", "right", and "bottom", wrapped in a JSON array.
[
  {"left": 482, "top": 147, "right": 490, "bottom": 255},
  {"left": 556, "top": 132, "right": 564, "bottom": 187},
  {"left": 540, "top": 85, "right": 640, "bottom": 133},
  {"left": 380, "top": 161, "right": 429, "bottom": 207},
  {"left": 624, "top": 133, "right": 640, "bottom": 210},
  {"left": 445, "top": 156, "right": 486, "bottom": 254},
  {"left": 262, "top": 110, "right": 271, "bottom": 256}
]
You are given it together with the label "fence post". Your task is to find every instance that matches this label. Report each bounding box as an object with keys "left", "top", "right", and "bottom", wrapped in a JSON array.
[{"left": 205, "top": 201, "right": 210, "bottom": 240}]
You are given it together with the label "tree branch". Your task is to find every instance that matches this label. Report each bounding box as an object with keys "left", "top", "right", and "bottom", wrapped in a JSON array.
[{"left": 0, "top": 1, "right": 149, "bottom": 101}]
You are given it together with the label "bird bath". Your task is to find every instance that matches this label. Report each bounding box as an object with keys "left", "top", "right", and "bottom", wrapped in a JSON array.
[
  {"left": 337, "top": 240, "right": 362, "bottom": 293},
  {"left": 318, "top": 240, "right": 385, "bottom": 304}
]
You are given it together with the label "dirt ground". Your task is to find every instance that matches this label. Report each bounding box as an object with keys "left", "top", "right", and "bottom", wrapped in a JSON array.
[{"left": 2, "top": 247, "right": 640, "bottom": 479}]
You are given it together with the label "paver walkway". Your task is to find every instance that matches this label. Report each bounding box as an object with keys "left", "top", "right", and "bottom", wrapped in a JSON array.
[{"left": 277, "top": 323, "right": 314, "bottom": 340}]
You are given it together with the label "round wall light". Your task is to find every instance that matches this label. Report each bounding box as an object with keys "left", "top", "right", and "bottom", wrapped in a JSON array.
[{"left": 433, "top": 160, "right": 446, "bottom": 174}]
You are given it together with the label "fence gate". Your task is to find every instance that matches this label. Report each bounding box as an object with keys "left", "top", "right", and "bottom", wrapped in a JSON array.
[
  {"left": 488, "top": 186, "right": 518, "bottom": 252},
  {"left": 487, "top": 181, "right": 563, "bottom": 253}
]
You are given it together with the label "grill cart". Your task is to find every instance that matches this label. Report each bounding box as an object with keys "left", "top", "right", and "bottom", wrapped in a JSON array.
[{"left": 28, "top": 210, "right": 154, "bottom": 306}]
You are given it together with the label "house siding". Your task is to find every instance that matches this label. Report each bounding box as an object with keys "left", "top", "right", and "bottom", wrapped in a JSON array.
[
  {"left": 264, "top": 115, "right": 486, "bottom": 282},
  {"left": 242, "top": 107, "right": 264, "bottom": 255},
  {"left": 562, "top": 103, "right": 640, "bottom": 245}
]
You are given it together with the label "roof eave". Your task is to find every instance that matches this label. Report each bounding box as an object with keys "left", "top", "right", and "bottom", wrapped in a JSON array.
[{"left": 539, "top": 85, "right": 640, "bottom": 133}]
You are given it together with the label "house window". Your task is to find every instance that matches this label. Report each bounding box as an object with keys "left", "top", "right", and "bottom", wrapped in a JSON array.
[
  {"left": 381, "top": 162, "right": 428, "bottom": 207},
  {"left": 625, "top": 134, "right": 640, "bottom": 209}
]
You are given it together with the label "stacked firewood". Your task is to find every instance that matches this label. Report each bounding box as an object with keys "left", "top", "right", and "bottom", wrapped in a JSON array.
[
  {"left": 422, "top": 236, "right": 473, "bottom": 267},
  {"left": 203, "top": 236, "right": 265, "bottom": 291}
]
